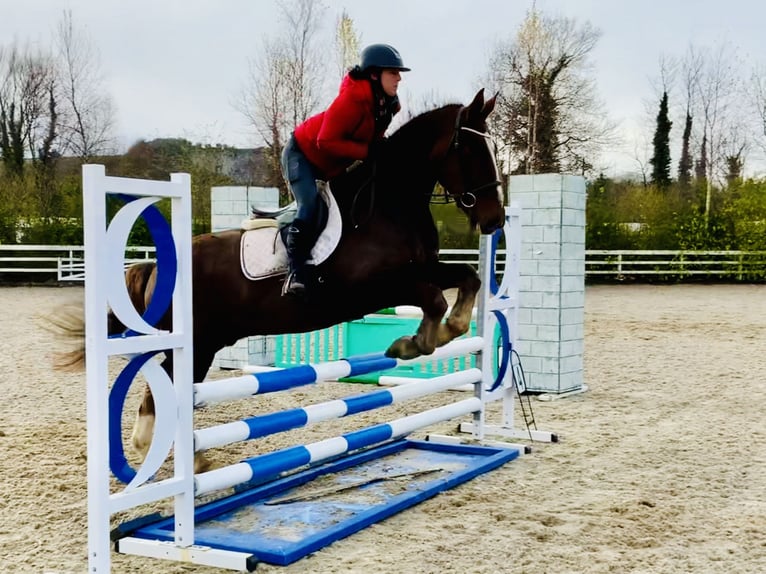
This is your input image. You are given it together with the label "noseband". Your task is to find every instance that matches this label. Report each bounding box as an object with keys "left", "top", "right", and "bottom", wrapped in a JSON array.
[{"left": 447, "top": 107, "right": 502, "bottom": 209}]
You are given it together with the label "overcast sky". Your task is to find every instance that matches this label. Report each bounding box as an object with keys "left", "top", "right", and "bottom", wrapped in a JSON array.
[{"left": 2, "top": 0, "right": 765, "bottom": 177}]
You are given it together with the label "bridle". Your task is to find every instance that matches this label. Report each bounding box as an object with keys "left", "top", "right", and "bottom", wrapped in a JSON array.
[{"left": 445, "top": 106, "right": 502, "bottom": 209}]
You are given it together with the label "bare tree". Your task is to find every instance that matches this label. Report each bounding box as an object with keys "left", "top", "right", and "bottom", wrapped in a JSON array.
[
  {"left": 236, "top": 0, "right": 328, "bottom": 203},
  {"left": 55, "top": 10, "right": 116, "bottom": 160},
  {"left": 278, "top": 0, "right": 327, "bottom": 127},
  {"left": 683, "top": 42, "right": 746, "bottom": 217},
  {"left": 236, "top": 39, "right": 292, "bottom": 195},
  {"left": 482, "top": 8, "right": 614, "bottom": 176},
  {"left": 749, "top": 63, "right": 766, "bottom": 160}
]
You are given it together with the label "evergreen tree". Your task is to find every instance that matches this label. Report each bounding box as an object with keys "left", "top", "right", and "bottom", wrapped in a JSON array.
[
  {"left": 649, "top": 91, "right": 672, "bottom": 188},
  {"left": 677, "top": 110, "right": 693, "bottom": 188},
  {"left": 695, "top": 133, "right": 707, "bottom": 182}
]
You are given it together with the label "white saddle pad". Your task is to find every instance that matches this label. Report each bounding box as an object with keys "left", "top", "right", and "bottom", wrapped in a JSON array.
[{"left": 240, "top": 187, "right": 342, "bottom": 281}]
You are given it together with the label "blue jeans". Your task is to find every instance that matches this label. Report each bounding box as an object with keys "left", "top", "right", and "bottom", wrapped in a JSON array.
[{"left": 281, "top": 135, "right": 320, "bottom": 225}]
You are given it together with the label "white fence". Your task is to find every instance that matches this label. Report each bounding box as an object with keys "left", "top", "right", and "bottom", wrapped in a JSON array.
[
  {"left": 0, "top": 245, "right": 155, "bottom": 282},
  {"left": 1, "top": 245, "right": 766, "bottom": 282},
  {"left": 439, "top": 249, "right": 766, "bottom": 280}
]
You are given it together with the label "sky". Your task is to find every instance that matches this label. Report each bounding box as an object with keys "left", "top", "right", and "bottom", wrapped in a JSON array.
[{"left": 2, "top": 0, "right": 765, "bottom": 178}]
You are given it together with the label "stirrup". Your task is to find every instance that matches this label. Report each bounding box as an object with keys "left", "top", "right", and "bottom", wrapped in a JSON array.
[{"left": 282, "top": 271, "right": 307, "bottom": 297}]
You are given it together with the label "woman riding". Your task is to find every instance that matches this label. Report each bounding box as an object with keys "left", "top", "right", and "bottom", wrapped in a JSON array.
[{"left": 280, "top": 43, "right": 410, "bottom": 297}]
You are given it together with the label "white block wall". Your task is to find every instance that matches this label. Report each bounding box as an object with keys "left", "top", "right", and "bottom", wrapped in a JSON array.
[
  {"left": 211, "top": 186, "right": 279, "bottom": 232},
  {"left": 210, "top": 186, "right": 280, "bottom": 369},
  {"left": 510, "top": 174, "right": 586, "bottom": 394}
]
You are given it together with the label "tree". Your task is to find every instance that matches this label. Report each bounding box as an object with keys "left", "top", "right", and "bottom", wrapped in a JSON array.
[
  {"left": 279, "top": 0, "right": 327, "bottom": 128},
  {"left": 677, "top": 111, "right": 693, "bottom": 188},
  {"left": 0, "top": 42, "right": 57, "bottom": 177},
  {"left": 695, "top": 133, "right": 707, "bottom": 183},
  {"left": 237, "top": 39, "right": 293, "bottom": 198},
  {"left": 748, "top": 63, "right": 766, "bottom": 159},
  {"left": 236, "top": 0, "right": 328, "bottom": 203},
  {"left": 482, "top": 8, "right": 613, "bottom": 176},
  {"left": 649, "top": 91, "right": 672, "bottom": 188},
  {"left": 334, "top": 9, "right": 361, "bottom": 80},
  {"left": 684, "top": 43, "right": 745, "bottom": 219},
  {"left": 55, "top": 10, "right": 116, "bottom": 160},
  {"left": 720, "top": 124, "right": 748, "bottom": 187}
]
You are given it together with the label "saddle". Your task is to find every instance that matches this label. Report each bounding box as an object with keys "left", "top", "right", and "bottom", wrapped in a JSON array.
[{"left": 239, "top": 186, "right": 342, "bottom": 281}]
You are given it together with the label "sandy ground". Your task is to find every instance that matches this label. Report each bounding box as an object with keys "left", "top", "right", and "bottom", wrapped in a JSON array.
[{"left": 0, "top": 283, "right": 765, "bottom": 574}]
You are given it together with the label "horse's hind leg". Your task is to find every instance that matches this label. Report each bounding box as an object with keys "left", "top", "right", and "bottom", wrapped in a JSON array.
[
  {"left": 131, "top": 382, "right": 156, "bottom": 463},
  {"left": 130, "top": 349, "right": 217, "bottom": 474}
]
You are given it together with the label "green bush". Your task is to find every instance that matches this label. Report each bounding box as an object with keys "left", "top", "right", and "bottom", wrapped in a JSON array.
[{"left": 19, "top": 217, "right": 84, "bottom": 244}]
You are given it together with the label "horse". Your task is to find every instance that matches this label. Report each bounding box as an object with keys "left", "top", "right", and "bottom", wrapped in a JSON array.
[{"left": 57, "top": 88, "right": 505, "bottom": 472}]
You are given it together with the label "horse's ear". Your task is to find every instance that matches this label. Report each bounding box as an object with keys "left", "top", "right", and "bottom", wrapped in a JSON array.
[
  {"left": 481, "top": 91, "right": 498, "bottom": 119},
  {"left": 466, "top": 88, "right": 486, "bottom": 121}
]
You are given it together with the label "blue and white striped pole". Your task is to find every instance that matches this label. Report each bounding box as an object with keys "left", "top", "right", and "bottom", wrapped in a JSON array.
[
  {"left": 193, "top": 336, "right": 484, "bottom": 406},
  {"left": 194, "top": 397, "right": 482, "bottom": 496},
  {"left": 194, "top": 368, "right": 482, "bottom": 451}
]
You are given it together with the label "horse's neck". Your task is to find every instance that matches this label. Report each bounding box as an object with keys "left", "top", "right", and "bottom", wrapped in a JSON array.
[{"left": 332, "top": 154, "right": 436, "bottom": 213}]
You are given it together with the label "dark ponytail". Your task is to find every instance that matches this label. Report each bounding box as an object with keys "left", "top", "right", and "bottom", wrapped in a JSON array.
[{"left": 348, "top": 65, "right": 369, "bottom": 80}]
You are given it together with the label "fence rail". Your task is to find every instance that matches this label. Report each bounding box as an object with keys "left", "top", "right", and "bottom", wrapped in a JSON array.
[
  {"left": 0, "top": 245, "right": 155, "bottom": 282},
  {"left": 1, "top": 245, "right": 765, "bottom": 282},
  {"left": 438, "top": 248, "right": 766, "bottom": 281}
]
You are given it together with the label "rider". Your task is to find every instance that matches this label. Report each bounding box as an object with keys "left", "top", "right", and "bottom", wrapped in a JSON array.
[{"left": 280, "top": 43, "right": 410, "bottom": 297}]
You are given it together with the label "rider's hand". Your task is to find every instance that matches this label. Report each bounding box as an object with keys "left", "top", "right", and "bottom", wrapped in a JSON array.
[{"left": 346, "top": 160, "right": 363, "bottom": 173}]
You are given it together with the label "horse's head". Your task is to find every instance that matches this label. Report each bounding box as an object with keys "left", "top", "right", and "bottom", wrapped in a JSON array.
[{"left": 437, "top": 89, "right": 505, "bottom": 234}]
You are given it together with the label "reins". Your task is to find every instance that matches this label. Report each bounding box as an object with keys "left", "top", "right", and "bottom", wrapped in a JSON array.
[{"left": 348, "top": 160, "right": 377, "bottom": 229}]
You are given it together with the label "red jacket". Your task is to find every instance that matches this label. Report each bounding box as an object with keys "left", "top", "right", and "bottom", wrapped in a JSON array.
[{"left": 294, "top": 74, "right": 396, "bottom": 179}]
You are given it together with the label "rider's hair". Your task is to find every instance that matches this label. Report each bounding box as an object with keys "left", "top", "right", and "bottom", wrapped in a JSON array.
[{"left": 348, "top": 65, "right": 372, "bottom": 80}]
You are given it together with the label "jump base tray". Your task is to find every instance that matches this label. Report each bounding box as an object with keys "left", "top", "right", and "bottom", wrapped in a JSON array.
[{"left": 120, "top": 439, "right": 519, "bottom": 566}]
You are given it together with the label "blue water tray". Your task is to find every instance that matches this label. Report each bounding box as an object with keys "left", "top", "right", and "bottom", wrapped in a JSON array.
[{"left": 123, "top": 439, "right": 519, "bottom": 566}]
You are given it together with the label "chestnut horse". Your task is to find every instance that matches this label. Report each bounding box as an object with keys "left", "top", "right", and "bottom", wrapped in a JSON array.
[{"left": 60, "top": 88, "right": 505, "bottom": 471}]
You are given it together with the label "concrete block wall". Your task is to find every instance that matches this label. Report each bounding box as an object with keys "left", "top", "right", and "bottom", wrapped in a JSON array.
[
  {"left": 211, "top": 186, "right": 279, "bottom": 232},
  {"left": 510, "top": 174, "right": 586, "bottom": 394},
  {"left": 210, "top": 186, "right": 280, "bottom": 369}
]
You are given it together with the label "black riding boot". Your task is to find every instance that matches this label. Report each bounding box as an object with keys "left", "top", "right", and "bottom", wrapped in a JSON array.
[{"left": 282, "top": 220, "right": 314, "bottom": 298}]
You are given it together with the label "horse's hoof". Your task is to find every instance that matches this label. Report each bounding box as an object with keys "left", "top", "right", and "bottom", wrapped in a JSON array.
[{"left": 385, "top": 336, "right": 422, "bottom": 360}]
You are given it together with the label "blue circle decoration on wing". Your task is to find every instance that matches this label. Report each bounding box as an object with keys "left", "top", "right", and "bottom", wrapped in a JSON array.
[
  {"left": 109, "top": 351, "right": 178, "bottom": 486},
  {"left": 105, "top": 195, "right": 177, "bottom": 335},
  {"left": 489, "top": 310, "right": 511, "bottom": 392},
  {"left": 109, "top": 352, "right": 156, "bottom": 483}
]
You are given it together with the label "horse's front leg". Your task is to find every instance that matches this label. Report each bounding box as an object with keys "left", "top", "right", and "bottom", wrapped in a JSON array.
[
  {"left": 385, "top": 279, "right": 448, "bottom": 360},
  {"left": 130, "top": 348, "right": 216, "bottom": 474},
  {"left": 434, "top": 262, "right": 481, "bottom": 347},
  {"left": 384, "top": 262, "right": 481, "bottom": 360}
]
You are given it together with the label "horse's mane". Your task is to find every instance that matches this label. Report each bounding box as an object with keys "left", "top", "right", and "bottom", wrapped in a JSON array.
[{"left": 387, "top": 103, "right": 462, "bottom": 151}]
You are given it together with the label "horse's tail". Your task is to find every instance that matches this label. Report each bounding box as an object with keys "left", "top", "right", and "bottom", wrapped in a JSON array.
[{"left": 51, "top": 261, "right": 157, "bottom": 371}]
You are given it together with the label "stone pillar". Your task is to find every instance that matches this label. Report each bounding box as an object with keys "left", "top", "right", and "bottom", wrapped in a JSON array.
[
  {"left": 211, "top": 186, "right": 279, "bottom": 232},
  {"left": 510, "top": 174, "right": 586, "bottom": 395},
  {"left": 210, "top": 186, "right": 280, "bottom": 369}
]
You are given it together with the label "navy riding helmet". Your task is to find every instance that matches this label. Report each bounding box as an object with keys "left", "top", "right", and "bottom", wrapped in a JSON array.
[{"left": 360, "top": 44, "right": 411, "bottom": 72}]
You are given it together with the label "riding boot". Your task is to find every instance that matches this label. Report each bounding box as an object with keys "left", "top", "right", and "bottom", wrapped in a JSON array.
[{"left": 282, "top": 219, "right": 314, "bottom": 298}]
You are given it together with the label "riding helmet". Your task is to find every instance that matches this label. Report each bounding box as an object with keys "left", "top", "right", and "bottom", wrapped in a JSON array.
[{"left": 360, "top": 44, "right": 411, "bottom": 72}]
